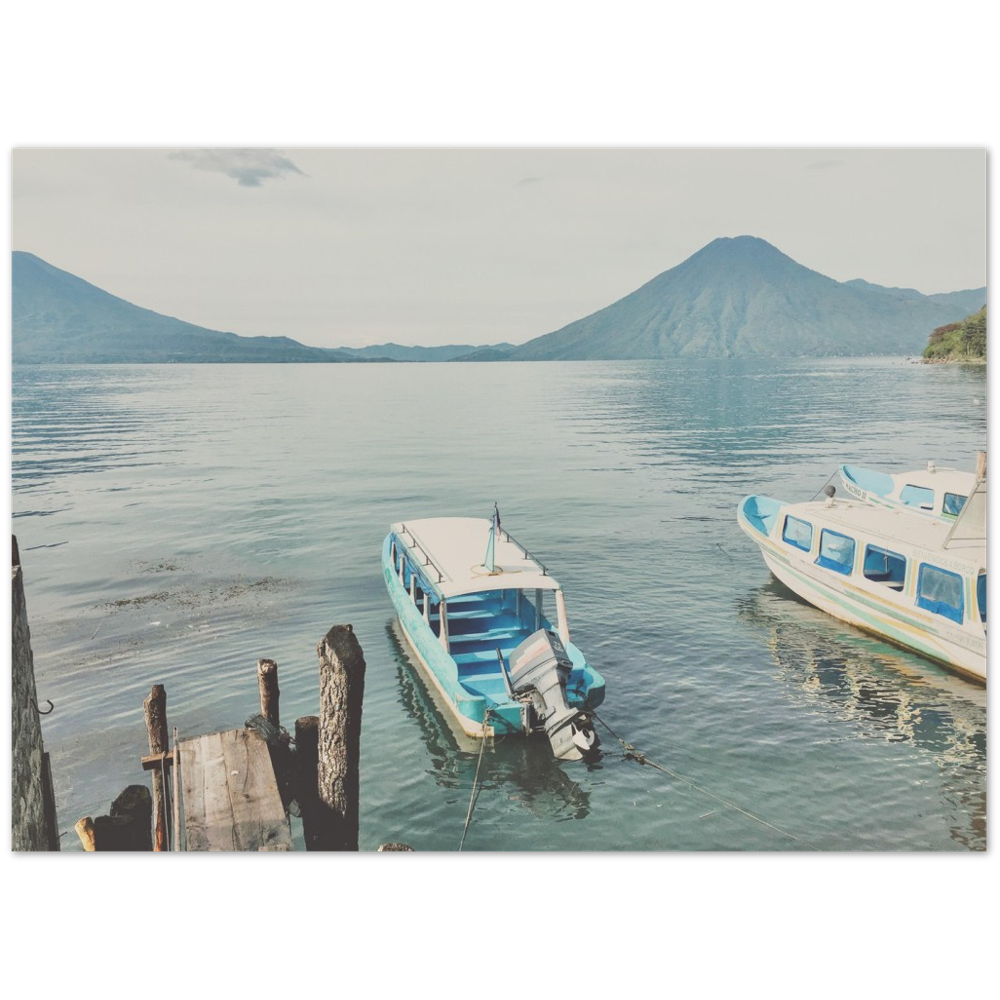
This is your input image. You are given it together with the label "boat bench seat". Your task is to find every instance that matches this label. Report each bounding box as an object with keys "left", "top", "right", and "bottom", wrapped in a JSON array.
[
  {"left": 454, "top": 649, "right": 512, "bottom": 665},
  {"left": 446, "top": 619, "right": 522, "bottom": 640},
  {"left": 431, "top": 607, "right": 509, "bottom": 623},
  {"left": 440, "top": 593, "right": 502, "bottom": 609},
  {"left": 450, "top": 628, "right": 528, "bottom": 649},
  {"left": 460, "top": 676, "right": 510, "bottom": 701}
]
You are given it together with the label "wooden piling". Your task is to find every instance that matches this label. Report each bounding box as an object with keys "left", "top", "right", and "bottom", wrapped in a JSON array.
[
  {"left": 294, "top": 715, "right": 323, "bottom": 850},
  {"left": 77, "top": 786, "right": 153, "bottom": 851},
  {"left": 101, "top": 785, "right": 153, "bottom": 850},
  {"left": 143, "top": 684, "right": 169, "bottom": 851},
  {"left": 315, "top": 624, "right": 366, "bottom": 851},
  {"left": 976, "top": 450, "right": 987, "bottom": 481},
  {"left": 257, "top": 658, "right": 280, "bottom": 728}
]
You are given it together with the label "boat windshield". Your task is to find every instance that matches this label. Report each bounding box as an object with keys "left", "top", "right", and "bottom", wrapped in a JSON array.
[
  {"left": 901, "top": 484, "right": 935, "bottom": 509},
  {"left": 943, "top": 492, "right": 968, "bottom": 517}
]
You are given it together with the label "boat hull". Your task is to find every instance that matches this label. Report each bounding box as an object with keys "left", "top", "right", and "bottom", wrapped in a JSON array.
[{"left": 738, "top": 498, "right": 986, "bottom": 683}]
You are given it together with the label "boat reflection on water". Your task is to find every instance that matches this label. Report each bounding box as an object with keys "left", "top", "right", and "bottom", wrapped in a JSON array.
[
  {"left": 736, "top": 579, "right": 986, "bottom": 849},
  {"left": 385, "top": 621, "right": 593, "bottom": 823}
]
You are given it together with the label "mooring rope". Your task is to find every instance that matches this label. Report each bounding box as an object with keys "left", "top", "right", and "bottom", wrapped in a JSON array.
[
  {"left": 591, "top": 710, "right": 817, "bottom": 850},
  {"left": 459, "top": 711, "right": 492, "bottom": 851},
  {"left": 245, "top": 713, "right": 293, "bottom": 747}
]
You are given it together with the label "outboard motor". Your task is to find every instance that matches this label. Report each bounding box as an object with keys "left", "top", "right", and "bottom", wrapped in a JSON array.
[{"left": 506, "top": 629, "right": 598, "bottom": 760}]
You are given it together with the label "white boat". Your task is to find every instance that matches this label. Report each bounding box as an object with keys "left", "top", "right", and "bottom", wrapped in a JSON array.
[
  {"left": 382, "top": 511, "right": 606, "bottom": 759},
  {"left": 839, "top": 461, "right": 977, "bottom": 520},
  {"left": 737, "top": 477, "right": 987, "bottom": 683}
]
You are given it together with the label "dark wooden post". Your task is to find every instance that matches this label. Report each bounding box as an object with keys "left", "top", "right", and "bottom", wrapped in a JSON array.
[
  {"left": 76, "top": 786, "right": 153, "bottom": 851},
  {"left": 257, "top": 658, "right": 280, "bottom": 728},
  {"left": 95, "top": 785, "right": 153, "bottom": 850},
  {"left": 143, "top": 684, "right": 169, "bottom": 851},
  {"left": 316, "top": 624, "right": 366, "bottom": 851},
  {"left": 294, "top": 715, "right": 322, "bottom": 850}
]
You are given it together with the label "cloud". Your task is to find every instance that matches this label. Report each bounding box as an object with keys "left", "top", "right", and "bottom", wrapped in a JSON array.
[
  {"left": 169, "top": 148, "right": 304, "bottom": 186},
  {"left": 515, "top": 175, "right": 543, "bottom": 186}
]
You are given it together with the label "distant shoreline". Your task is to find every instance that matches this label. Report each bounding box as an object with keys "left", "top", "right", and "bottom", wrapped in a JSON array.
[{"left": 921, "top": 356, "right": 987, "bottom": 365}]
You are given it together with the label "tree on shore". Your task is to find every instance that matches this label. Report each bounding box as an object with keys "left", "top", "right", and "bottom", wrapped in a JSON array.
[{"left": 923, "top": 306, "right": 986, "bottom": 361}]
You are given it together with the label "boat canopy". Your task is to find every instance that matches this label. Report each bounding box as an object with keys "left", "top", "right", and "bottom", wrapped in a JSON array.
[{"left": 391, "top": 517, "right": 564, "bottom": 600}]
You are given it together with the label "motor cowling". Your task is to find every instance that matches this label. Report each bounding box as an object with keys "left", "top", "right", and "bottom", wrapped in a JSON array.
[{"left": 506, "top": 629, "right": 598, "bottom": 760}]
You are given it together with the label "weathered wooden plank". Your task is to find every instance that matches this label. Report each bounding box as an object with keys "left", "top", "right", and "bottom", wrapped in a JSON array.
[
  {"left": 179, "top": 733, "right": 208, "bottom": 851},
  {"left": 200, "top": 732, "right": 238, "bottom": 851},
  {"left": 140, "top": 750, "right": 174, "bottom": 771},
  {"left": 221, "top": 730, "right": 292, "bottom": 851},
  {"left": 178, "top": 730, "right": 291, "bottom": 851},
  {"left": 180, "top": 732, "right": 234, "bottom": 850}
]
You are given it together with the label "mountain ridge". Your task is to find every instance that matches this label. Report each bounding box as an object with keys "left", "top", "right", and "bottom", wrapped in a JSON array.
[
  {"left": 502, "top": 236, "right": 985, "bottom": 360},
  {"left": 12, "top": 240, "right": 986, "bottom": 362}
]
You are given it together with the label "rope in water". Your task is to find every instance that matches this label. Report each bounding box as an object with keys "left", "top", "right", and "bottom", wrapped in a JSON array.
[
  {"left": 459, "top": 711, "right": 492, "bottom": 851},
  {"left": 591, "top": 710, "right": 817, "bottom": 850}
]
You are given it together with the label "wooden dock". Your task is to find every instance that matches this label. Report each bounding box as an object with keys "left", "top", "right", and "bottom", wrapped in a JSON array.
[
  {"left": 177, "top": 729, "right": 292, "bottom": 851},
  {"left": 78, "top": 626, "right": 379, "bottom": 851}
]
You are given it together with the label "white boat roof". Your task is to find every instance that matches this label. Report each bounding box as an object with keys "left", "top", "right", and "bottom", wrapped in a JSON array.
[
  {"left": 782, "top": 496, "right": 986, "bottom": 570},
  {"left": 842, "top": 464, "right": 976, "bottom": 498},
  {"left": 391, "top": 517, "right": 563, "bottom": 599},
  {"left": 888, "top": 466, "right": 975, "bottom": 493}
]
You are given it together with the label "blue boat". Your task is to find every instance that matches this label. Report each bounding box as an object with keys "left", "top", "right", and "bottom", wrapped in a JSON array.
[{"left": 382, "top": 512, "right": 605, "bottom": 759}]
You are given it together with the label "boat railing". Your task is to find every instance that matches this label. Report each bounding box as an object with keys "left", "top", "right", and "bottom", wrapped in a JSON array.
[
  {"left": 398, "top": 524, "right": 446, "bottom": 584},
  {"left": 501, "top": 529, "right": 549, "bottom": 576},
  {"left": 397, "top": 523, "right": 550, "bottom": 584}
]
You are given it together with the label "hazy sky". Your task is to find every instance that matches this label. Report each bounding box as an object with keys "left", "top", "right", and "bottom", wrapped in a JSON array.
[{"left": 12, "top": 147, "right": 986, "bottom": 349}]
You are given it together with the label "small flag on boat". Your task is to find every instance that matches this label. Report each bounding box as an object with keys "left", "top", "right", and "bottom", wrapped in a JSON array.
[{"left": 493, "top": 502, "right": 501, "bottom": 538}]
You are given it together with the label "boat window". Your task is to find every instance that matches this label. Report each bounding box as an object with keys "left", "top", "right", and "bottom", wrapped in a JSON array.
[
  {"left": 863, "top": 544, "right": 906, "bottom": 587},
  {"left": 900, "top": 484, "right": 934, "bottom": 510},
  {"left": 916, "top": 564, "right": 965, "bottom": 624},
  {"left": 943, "top": 492, "right": 968, "bottom": 517},
  {"left": 816, "top": 529, "right": 856, "bottom": 575},
  {"left": 977, "top": 572, "right": 986, "bottom": 624},
  {"left": 782, "top": 515, "right": 813, "bottom": 552}
]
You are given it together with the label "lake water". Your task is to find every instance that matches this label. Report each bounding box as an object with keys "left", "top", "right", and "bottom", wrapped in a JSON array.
[{"left": 10, "top": 358, "right": 988, "bottom": 851}]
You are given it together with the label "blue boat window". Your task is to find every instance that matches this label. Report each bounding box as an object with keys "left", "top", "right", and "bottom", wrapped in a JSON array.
[
  {"left": 916, "top": 564, "right": 965, "bottom": 624},
  {"left": 943, "top": 492, "right": 967, "bottom": 517},
  {"left": 816, "top": 529, "right": 855, "bottom": 574},
  {"left": 977, "top": 572, "right": 986, "bottom": 624},
  {"left": 782, "top": 515, "right": 813, "bottom": 552},
  {"left": 863, "top": 544, "right": 906, "bottom": 587},
  {"left": 900, "top": 484, "right": 934, "bottom": 509}
]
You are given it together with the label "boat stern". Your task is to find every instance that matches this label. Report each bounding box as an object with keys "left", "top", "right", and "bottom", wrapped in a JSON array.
[{"left": 508, "top": 629, "right": 599, "bottom": 760}]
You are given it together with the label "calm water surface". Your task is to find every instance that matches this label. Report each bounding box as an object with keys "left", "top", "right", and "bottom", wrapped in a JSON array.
[{"left": 11, "top": 358, "right": 987, "bottom": 850}]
